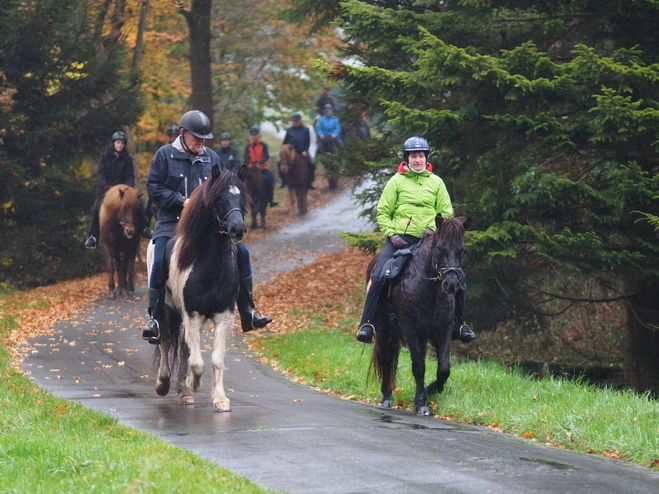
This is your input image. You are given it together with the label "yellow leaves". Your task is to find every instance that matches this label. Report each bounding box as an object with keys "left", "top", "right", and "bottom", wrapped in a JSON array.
[{"left": 521, "top": 431, "right": 534, "bottom": 439}]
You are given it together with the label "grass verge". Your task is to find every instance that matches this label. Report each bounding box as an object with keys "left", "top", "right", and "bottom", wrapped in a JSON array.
[
  {"left": 251, "top": 328, "right": 659, "bottom": 469},
  {"left": 0, "top": 301, "right": 279, "bottom": 493}
]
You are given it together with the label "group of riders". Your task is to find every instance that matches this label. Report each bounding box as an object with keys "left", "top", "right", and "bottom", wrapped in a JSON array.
[{"left": 85, "top": 103, "right": 476, "bottom": 349}]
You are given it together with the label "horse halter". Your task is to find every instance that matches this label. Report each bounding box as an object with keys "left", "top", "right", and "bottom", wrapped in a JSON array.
[
  {"left": 216, "top": 207, "right": 244, "bottom": 237},
  {"left": 412, "top": 256, "right": 463, "bottom": 282}
]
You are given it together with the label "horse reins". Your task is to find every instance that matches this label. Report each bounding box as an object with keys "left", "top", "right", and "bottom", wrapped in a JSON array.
[{"left": 412, "top": 255, "right": 463, "bottom": 282}]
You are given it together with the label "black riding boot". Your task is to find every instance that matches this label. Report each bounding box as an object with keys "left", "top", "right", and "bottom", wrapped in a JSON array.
[
  {"left": 143, "top": 288, "right": 162, "bottom": 344},
  {"left": 452, "top": 289, "right": 476, "bottom": 343},
  {"left": 356, "top": 276, "right": 388, "bottom": 344},
  {"left": 237, "top": 276, "right": 272, "bottom": 332}
]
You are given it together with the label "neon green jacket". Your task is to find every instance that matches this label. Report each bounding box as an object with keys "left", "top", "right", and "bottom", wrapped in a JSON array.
[{"left": 376, "top": 163, "right": 453, "bottom": 238}]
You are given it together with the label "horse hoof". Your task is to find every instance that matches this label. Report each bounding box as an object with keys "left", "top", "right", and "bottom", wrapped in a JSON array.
[
  {"left": 382, "top": 399, "right": 393, "bottom": 409},
  {"left": 155, "top": 379, "right": 170, "bottom": 396},
  {"left": 179, "top": 393, "right": 195, "bottom": 405},
  {"left": 417, "top": 406, "right": 431, "bottom": 416},
  {"left": 109, "top": 292, "right": 117, "bottom": 300},
  {"left": 214, "top": 402, "right": 231, "bottom": 412}
]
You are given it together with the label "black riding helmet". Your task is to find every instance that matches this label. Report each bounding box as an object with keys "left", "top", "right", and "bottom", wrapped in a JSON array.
[
  {"left": 402, "top": 136, "right": 430, "bottom": 162},
  {"left": 219, "top": 132, "right": 232, "bottom": 140},
  {"left": 179, "top": 110, "right": 214, "bottom": 139},
  {"left": 167, "top": 125, "right": 180, "bottom": 136},
  {"left": 111, "top": 131, "right": 127, "bottom": 142}
]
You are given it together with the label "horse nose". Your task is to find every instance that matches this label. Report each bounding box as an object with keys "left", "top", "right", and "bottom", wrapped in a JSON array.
[
  {"left": 230, "top": 223, "right": 246, "bottom": 243},
  {"left": 441, "top": 274, "right": 460, "bottom": 295}
]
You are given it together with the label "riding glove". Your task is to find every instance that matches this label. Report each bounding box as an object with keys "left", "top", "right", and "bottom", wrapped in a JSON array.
[{"left": 389, "top": 235, "right": 407, "bottom": 249}]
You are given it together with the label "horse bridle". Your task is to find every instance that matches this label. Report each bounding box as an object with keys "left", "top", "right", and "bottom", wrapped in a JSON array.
[
  {"left": 412, "top": 256, "right": 463, "bottom": 282},
  {"left": 216, "top": 207, "right": 244, "bottom": 235}
]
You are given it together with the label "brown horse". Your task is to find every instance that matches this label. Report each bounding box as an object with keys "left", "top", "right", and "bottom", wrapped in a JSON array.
[
  {"left": 99, "top": 184, "right": 144, "bottom": 298},
  {"left": 277, "top": 144, "right": 309, "bottom": 215}
]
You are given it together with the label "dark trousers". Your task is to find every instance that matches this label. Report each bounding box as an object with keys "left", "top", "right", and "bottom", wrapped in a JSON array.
[
  {"left": 359, "top": 235, "right": 467, "bottom": 327},
  {"left": 148, "top": 237, "right": 252, "bottom": 292},
  {"left": 262, "top": 169, "right": 275, "bottom": 204}
]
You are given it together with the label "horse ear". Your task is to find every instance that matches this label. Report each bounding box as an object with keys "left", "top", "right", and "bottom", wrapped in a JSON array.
[
  {"left": 435, "top": 214, "right": 445, "bottom": 230},
  {"left": 462, "top": 216, "right": 472, "bottom": 230},
  {"left": 137, "top": 190, "right": 143, "bottom": 198},
  {"left": 237, "top": 164, "right": 248, "bottom": 182},
  {"left": 211, "top": 164, "right": 221, "bottom": 181},
  {"left": 119, "top": 188, "right": 125, "bottom": 199}
]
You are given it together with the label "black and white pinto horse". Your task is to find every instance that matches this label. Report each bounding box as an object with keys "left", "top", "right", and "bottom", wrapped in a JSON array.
[{"left": 147, "top": 166, "right": 247, "bottom": 411}]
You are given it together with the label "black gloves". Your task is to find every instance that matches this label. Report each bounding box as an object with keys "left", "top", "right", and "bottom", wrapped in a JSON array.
[{"left": 389, "top": 234, "right": 407, "bottom": 249}]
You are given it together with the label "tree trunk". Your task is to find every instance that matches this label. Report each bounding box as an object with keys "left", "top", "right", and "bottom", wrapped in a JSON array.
[
  {"left": 132, "top": 0, "right": 151, "bottom": 73},
  {"left": 623, "top": 277, "right": 659, "bottom": 397},
  {"left": 179, "top": 0, "right": 214, "bottom": 123}
]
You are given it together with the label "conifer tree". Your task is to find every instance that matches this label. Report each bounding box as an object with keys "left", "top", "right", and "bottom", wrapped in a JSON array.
[{"left": 303, "top": 0, "right": 659, "bottom": 394}]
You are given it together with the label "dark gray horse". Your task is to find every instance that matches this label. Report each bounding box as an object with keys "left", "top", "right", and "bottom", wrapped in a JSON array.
[{"left": 370, "top": 215, "right": 471, "bottom": 415}]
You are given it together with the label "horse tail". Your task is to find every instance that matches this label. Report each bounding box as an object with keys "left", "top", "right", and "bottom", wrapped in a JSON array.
[{"left": 369, "top": 328, "right": 400, "bottom": 392}]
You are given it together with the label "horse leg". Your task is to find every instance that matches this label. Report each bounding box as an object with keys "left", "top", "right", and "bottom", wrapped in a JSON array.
[
  {"left": 155, "top": 307, "right": 174, "bottom": 396},
  {"left": 182, "top": 315, "right": 204, "bottom": 393},
  {"left": 106, "top": 246, "right": 117, "bottom": 298},
  {"left": 177, "top": 332, "right": 195, "bottom": 404},
  {"left": 116, "top": 253, "right": 128, "bottom": 296},
  {"left": 288, "top": 187, "right": 296, "bottom": 215},
  {"left": 250, "top": 210, "right": 258, "bottom": 229},
  {"left": 126, "top": 250, "right": 136, "bottom": 292},
  {"left": 210, "top": 311, "right": 233, "bottom": 412},
  {"left": 426, "top": 333, "right": 452, "bottom": 398},
  {"left": 407, "top": 336, "right": 430, "bottom": 415}
]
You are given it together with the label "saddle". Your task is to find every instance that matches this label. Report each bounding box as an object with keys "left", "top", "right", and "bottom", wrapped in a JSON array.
[
  {"left": 381, "top": 242, "right": 421, "bottom": 281},
  {"left": 159, "top": 237, "right": 177, "bottom": 283}
]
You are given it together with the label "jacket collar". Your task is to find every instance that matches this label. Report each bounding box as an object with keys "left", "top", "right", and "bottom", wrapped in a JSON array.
[
  {"left": 171, "top": 136, "right": 210, "bottom": 162},
  {"left": 397, "top": 161, "right": 433, "bottom": 174}
]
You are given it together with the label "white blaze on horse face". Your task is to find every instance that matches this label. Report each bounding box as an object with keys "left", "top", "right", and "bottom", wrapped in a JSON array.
[{"left": 228, "top": 185, "right": 241, "bottom": 196}]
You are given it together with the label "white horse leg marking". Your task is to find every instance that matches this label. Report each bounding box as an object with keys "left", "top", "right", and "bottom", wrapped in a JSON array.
[
  {"left": 210, "top": 310, "right": 233, "bottom": 412},
  {"left": 183, "top": 312, "right": 205, "bottom": 392}
]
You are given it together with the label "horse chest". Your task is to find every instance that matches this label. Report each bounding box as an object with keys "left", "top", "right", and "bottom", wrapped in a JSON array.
[{"left": 181, "top": 261, "right": 238, "bottom": 317}]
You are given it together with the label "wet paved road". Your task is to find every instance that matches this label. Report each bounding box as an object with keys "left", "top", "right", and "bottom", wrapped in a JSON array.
[{"left": 22, "top": 186, "right": 659, "bottom": 493}]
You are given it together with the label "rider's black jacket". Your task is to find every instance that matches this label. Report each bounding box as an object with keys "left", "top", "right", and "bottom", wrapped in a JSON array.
[
  {"left": 283, "top": 124, "right": 311, "bottom": 155},
  {"left": 95, "top": 147, "right": 135, "bottom": 199},
  {"left": 146, "top": 136, "right": 223, "bottom": 239}
]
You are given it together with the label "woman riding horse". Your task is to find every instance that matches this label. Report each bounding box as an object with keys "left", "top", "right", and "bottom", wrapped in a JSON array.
[
  {"left": 356, "top": 136, "right": 476, "bottom": 344},
  {"left": 143, "top": 110, "right": 272, "bottom": 344}
]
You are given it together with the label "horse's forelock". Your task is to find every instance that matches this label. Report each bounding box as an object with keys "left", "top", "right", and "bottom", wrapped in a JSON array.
[
  {"left": 279, "top": 144, "right": 295, "bottom": 162},
  {"left": 437, "top": 217, "right": 466, "bottom": 241}
]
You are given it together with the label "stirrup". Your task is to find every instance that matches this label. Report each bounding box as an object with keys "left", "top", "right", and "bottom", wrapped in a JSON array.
[
  {"left": 458, "top": 323, "right": 476, "bottom": 344},
  {"left": 142, "top": 318, "right": 160, "bottom": 344},
  {"left": 356, "top": 323, "right": 375, "bottom": 344}
]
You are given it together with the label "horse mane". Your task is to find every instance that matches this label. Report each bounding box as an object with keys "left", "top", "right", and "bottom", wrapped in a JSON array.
[
  {"left": 176, "top": 169, "right": 246, "bottom": 271},
  {"left": 101, "top": 185, "right": 140, "bottom": 224}
]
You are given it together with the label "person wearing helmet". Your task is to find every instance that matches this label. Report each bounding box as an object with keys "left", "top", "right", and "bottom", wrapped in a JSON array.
[
  {"left": 355, "top": 136, "right": 476, "bottom": 345},
  {"left": 217, "top": 132, "right": 241, "bottom": 174},
  {"left": 316, "top": 104, "right": 343, "bottom": 189},
  {"left": 243, "top": 126, "right": 277, "bottom": 207},
  {"left": 166, "top": 125, "right": 180, "bottom": 144},
  {"left": 315, "top": 86, "right": 338, "bottom": 115},
  {"left": 85, "top": 131, "right": 152, "bottom": 249},
  {"left": 282, "top": 112, "right": 316, "bottom": 189},
  {"left": 142, "top": 110, "right": 272, "bottom": 344}
]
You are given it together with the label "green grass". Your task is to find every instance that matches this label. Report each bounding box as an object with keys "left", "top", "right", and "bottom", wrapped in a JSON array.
[
  {"left": 252, "top": 328, "right": 659, "bottom": 469},
  {"left": 0, "top": 306, "right": 280, "bottom": 493}
]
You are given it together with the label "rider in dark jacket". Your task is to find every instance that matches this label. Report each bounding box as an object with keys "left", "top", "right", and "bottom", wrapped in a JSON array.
[
  {"left": 143, "top": 111, "right": 272, "bottom": 344},
  {"left": 217, "top": 132, "right": 241, "bottom": 174},
  {"left": 282, "top": 113, "right": 316, "bottom": 189},
  {"left": 85, "top": 131, "right": 151, "bottom": 249}
]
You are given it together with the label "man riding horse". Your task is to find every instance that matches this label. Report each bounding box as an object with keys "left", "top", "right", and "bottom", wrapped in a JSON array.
[
  {"left": 143, "top": 111, "right": 272, "bottom": 344},
  {"left": 282, "top": 112, "right": 316, "bottom": 190}
]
